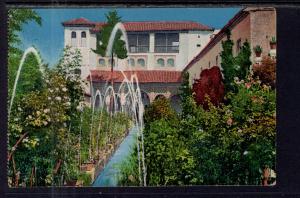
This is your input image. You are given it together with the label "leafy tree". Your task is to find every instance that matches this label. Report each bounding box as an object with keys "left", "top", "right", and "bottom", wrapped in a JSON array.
[
  {"left": 56, "top": 46, "right": 85, "bottom": 136},
  {"left": 192, "top": 66, "right": 225, "bottom": 109},
  {"left": 143, "top": 97, "right": 178, "bottom": 127},
  {"left": 8, "top": 9, "right": 41, "bottom": 52},
  {"left": 92, "top": 10, "right": 127, "bottom": 60},
  {"left": 144, "top": 119, "right": 197, "bottom": 186},
  {"left": 179, "top": 72, "right": 194, "bottom": 118},
  {"left": 220, "top": 31, "right": 251, "bottom": 92},
  {"left": 253, "top": 56, "right": 276, "bottom": 88},
  {"left": 220, "top": 32, "right": 235, "bottom": 92}
]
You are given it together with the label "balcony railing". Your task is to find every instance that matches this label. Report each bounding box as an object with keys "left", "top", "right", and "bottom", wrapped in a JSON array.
[
  {"left": 154, "top": 45, "right": 179, "bottom": 53},
  {"left": 129, "top": 46, "right": 149, "bottom": 53}
]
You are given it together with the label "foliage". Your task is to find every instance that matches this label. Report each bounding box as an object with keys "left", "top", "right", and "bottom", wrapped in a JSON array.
[
  {"left": 253, "top": 56, "right": 276, "bottom": 88},
  {"left": 78, "top": 172, "right": 92, "bottom": 186},
  {"left": 270, "top": 36, "right": 276, "bottom": 44},
  {"left": 8, "top": 50, "right": 44, "bottom": 99},
  {"left": 235, "top": 41, "right": 252, "bottom": 80},
  {"left": 185, "top": 75, "right": 276, "bottom": 185},
  {"left": 56, "top": 46, "right": 85, "bottom": 132},
  {"left": 92, "top": 10, "right": 127, "bottom": 60},
  {"left": 192, "top": 66, "right": 225, "bottom": 109},
  {"left": 253, "top": 45, "right": 262, "bottom": 53},
  {"left": 143, "top": 97, "right": 178, "bottom": 127},
  {"left": 144, "top": 119, "right": 197, "bottom": 185},
  {"left": 179, "top": 72, "right": 194, "bottom": 118},
  {"left": 117, "top": 148, "right": 139, "bottom": 186},
  {"left": 8, "top": 9, "right": 42, "bottom": 52},
  {"left": 220, "top": 33, "right": 252, "bottom": 92}
]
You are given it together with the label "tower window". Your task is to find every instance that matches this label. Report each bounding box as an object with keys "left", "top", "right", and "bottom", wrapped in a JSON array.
[
  {"left": 71, "top": 31, "right": 77, "bottom": 47},
  {"left": 81, "top": 31, "right": 87, "bottom": 47},
  {"left": 99, "top": 58, "right": 106, "bottom": 67}
]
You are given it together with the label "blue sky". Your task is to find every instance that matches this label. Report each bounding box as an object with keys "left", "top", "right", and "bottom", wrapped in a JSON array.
[{"left": 19, "top": 8, "right": 241, "bottom": 66}]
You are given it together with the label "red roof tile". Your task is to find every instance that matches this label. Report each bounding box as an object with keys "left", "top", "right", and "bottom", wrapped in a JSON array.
[
  {"left": 87, "top": 70, "right": 182, "bottom": 83},
  {"left": 62, "top": 18, "right": 213, "bottom": 31},
  {"left": 62, "top": 17, "right": 95, "bottom": 27}
]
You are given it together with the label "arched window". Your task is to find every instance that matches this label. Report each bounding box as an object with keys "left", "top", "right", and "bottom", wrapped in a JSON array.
[
  {"left": 128, "top": 58, "right": 135, "bottom": 66},
  {"left": 81, "top": 31, "right": 87, "bottom": 47},
  {"left": 99, "top": 58, "right": 106, "bottom": 67},
  {"left": 157, "top": 58, "right": 165, "bottom": 67},
  {"left": 71, "top": 31, "right": 77, "bottom": 47},
  {"left": 167, "top": 58, "right": 174, "bottom": 67},
  {"left": 108, "top": 58, "right": 115, "bottom": 67},
  {"left": 137, "top": 58, "right": 145, "bottom": 67}
]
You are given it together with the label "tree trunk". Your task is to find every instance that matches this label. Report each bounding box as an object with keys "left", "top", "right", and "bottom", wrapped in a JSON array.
[
  {"left": 8, "top": 132, "right": 29, "bottom": 162},
  {"left": 30, "top": 165, "right": 35, "bottom": 187}
]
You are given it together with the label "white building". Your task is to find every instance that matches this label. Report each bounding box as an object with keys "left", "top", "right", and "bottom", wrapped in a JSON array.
[{"left": 62, "top": 18, "right": 215, "bottom": 108}]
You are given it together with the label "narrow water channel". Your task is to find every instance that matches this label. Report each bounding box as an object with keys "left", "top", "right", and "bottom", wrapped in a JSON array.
[{"left": 92, "top": 126, "right": 138, "bottom": 186}]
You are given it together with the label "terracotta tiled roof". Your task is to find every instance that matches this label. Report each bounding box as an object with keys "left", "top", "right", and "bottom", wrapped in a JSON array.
[
  {"left": 87, "top": 70, "right": 182, "bottom": 83},
  {"left": 62, "top": 17, "right": 95, "bottom": 27},
  {"left": 62, "top": 18, "right": 213, "bottom": 32}
]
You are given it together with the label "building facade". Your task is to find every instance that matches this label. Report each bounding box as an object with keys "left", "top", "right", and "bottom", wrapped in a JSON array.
[
  {"left": 62, "top": 18, "right": 215, "bottom": 109},
  {"left": 183, "top": 7, "right": 276, "bottom": 85}
]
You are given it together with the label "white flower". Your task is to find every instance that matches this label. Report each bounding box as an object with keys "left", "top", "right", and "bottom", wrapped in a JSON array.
[
  {"left": 55, "top": 96, "right": 62, "bottom": 101},
  {"left": 65, "top": 102, "right": 71, "bottom": 106},
  {"left": 36, "top": 111, "right": 41, "bottom": 115},
  {"left": 18, "top": 107, "right": 22, "bottom": 111},
  {"left": 62, "top": 87, "right": 67, "bottom": 92},
  {"left": 43, "top": 121, "right": 48, "bottom": 126},
  {"left": 238, "top": 129, "right": 242, "bottom": 133},
  {"left": 243, "top": 151, "right": 248, "bottom": 155},
  {"left": 55, "top": 88, "right": 59, "bottom": 91},
  {"left": 44, "top": 109, "right": 50, "bottom": 113},
  {"left": 28, "top": 115, "right": 32, "bottom": 119},
  {"left": 48, "top": 97, "right": 51, "bottom": 100},
  {"left": 49, "top": 89, "right": 53, "bottom": 93},
  {"left": 14, "top": 118, "right": 19, "bottom": 122},
  {"left": 45, "top": 80, "right": 49, "bottom": 83}
]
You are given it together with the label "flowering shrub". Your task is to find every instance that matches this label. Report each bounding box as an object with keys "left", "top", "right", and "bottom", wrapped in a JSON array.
[
  {"left": 192, "top": 66, "right": 225, "bottom": 109},
  {"left": 253, "top": 56, "right": 276, "bottom": 88},
  {"left": 143, "top": 97, "right": 177, "bottom": 126}
]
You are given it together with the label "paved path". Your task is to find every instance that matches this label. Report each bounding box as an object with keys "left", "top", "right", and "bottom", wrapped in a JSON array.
[{"left": 92, "top": 126, "right": 138, "bottom": 187}]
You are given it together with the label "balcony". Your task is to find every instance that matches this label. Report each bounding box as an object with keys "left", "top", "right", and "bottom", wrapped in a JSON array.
[
  {"left": 129, "top": 45, "right": 149, "bottom": 53},
  {"left": 154, "top": 45, "right": 179, "bottom": 53}
]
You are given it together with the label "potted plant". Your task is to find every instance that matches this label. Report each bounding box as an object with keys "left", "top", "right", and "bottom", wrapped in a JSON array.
[
  {"left": 65, "top": 168, "right": 79, "bottom": 186},
  {"left": 270, "top": 36, "right": 276, "bottom": 49},
  {"left": 253, "top": 45, "right": 262, "bottom": 57}
]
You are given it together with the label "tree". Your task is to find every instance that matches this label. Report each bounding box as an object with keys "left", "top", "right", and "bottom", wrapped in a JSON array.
[
  {"left": 220, "top": 31, "right": 251, "bottom": 93},
  {"left": 8, "top": 9, "right": 42, "bottom": 52},
  {"left": 92, "top": 10, "right": 127, "bottom": 59},
  {"left": 179, "top": 72, "right": 194, "bottom": 118}
]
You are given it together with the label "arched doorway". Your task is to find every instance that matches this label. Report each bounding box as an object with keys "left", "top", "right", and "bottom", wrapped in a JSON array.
[
  {"left": 141, "top": 91, "right": 150, "bottom": 108},
  {"left": 170, "top": 95, "right": 182, "bottom": 113},
  {"left": 154, "top": 94, "right": 166, "bottom": 100}
]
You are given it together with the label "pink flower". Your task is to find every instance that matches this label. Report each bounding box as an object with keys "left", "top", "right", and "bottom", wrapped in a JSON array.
[
  {"left": 245, "top": 82, "right": 251, "bottom": 89},
  {"left": 227, "top": 118, "right": 233, "bottom": 126}
]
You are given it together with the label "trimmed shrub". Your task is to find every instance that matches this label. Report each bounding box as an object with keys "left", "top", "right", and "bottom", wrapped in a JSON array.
[
  {"left": 253, "top": 56, "right": 276, "bottom": 88},
  {"left": 192, "top": 66, "right": 225, "bottom": 109}
]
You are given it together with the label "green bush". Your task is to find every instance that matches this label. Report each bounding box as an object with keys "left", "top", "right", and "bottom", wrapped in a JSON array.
[{"left": 143, "top": 97, "right": 178, "bottom": 127}]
